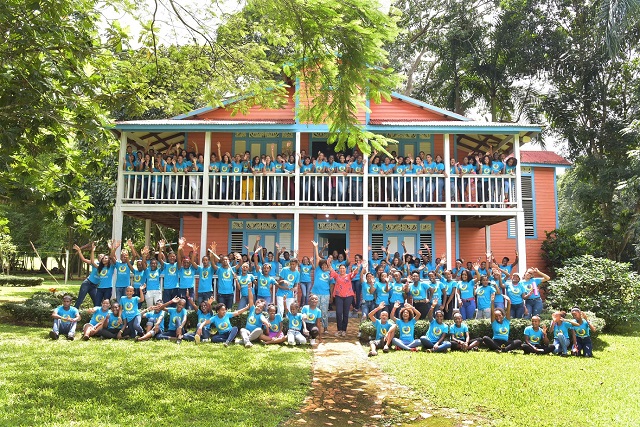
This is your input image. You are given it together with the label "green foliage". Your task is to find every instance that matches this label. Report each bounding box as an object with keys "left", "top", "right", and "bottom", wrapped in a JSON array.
[
  {"left": 0, "top": 276, "right": 44, "bottom": 287},
  {"left": 540, "top": 228, "right": 591, "bottom": 277},
  {"left": 2, "top": 291, "right": 76, "bottom": 325},
  {"left": 547, "top": 255, "right": 640, "bottom": 328}
]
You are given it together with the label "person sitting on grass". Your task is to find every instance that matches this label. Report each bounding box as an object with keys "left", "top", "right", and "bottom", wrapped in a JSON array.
[
  {"left": 390, "top": 301, "right": 423, "bottom": 351},
  {"left": 367, "top": 302, "right": 396, "bottom": 357},
  {"left": 521, "top": 315, "right": 553, "bottom": 355},
  {"left": 569, "top": 307, "right": 597, "bottom": 357},
  {"left": 120, "top": 284, "right": 146, "bottom": 339},
  {"left": 81, "top": 299, "right": 111, "bottom": 341},
  {"left": 183, "top": 295, "right": 214, "bottom": 344},
  {"left": 210, "top": 301, "right": 249, "bottom": 347},
  {"left": 284, "top": 295, "right": 307, "bottom": 346},
  {"left": 449, "top": 312, "right": 481, "bottom": 352},
  {"left": 136, "top": 299, "right": 166, "bottom": 342},
  {"left": 261, "top": 303, "right": 287, "bottom": 345},
  {"left": 482, "top": 294, "right": 522, "bottom": 353},
  {"left": 239, "top": 289, "right": 267, "bottom": 348},
  {"left": 98, "top": 302, "right": 124, "bottom": 340},
  {"left": 301, "top": 294, "right": 322, "bottom": 346},
  {"left": 155, "top": 296, "right": 188, "bottom": 344},
  {"left": 50, "top": 294, "right": 81, "bottom": 340},
  {"left": 549, "top": 311, "right": 576, "bottom": 357},
  {"left": 419, "top": 299, "right": 451, "bottom": 353}
]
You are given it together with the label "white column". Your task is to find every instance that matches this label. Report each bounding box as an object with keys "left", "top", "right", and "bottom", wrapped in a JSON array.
[
  {"left": 443, "top": 133, "right": 451, "bottom": 208},
  {"left": 294, "top": 131, "right": 300, "bottom": 208},
  {"left": 445, "top": 214, "right": 452, "bottom": 270},
  {"left": 362, "top": 213, "right": 369, "bottom": 260},
  {"left": 116, "top": 132, "right": 127, "bottom": 205},
  {"left": 363, "top": 156, "right": 369, "bottom": 209},
  {"left": 484, "top": 225, "right": 491, "bottom": 260},
  {"left": 200, "top": 212, "right": 208, "bottom": 262},
  {"left": 144, "top": 219, "right": 152, "bottom": 247},
  {"left": 293, "top": 212, "right": 300, "bottom": 252},
  {"left": 202, "top": 132, "right": 212, "bottom": 206},
  {"left": 512, "top": 134, "right": 526, "bottom": 274}
]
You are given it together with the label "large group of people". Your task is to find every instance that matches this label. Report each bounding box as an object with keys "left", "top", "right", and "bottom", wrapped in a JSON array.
[
  {"left": 123, "top": 142, "right": 517, "bottom": 206},
  {"left": 52, "top": 237, "right": 594, "bottom": 357}
]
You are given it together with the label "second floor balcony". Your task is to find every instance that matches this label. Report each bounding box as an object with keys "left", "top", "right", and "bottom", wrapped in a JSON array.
[{"left": 121, "top": 171, "right": 518, "bottom": 210}]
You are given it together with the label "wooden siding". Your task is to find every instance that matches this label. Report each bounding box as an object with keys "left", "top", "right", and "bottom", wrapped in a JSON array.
[
  {"left": 370, "top": 98, "right": 450, "bottom": 122},
  {"left": 195, "top": 87, "right": 296, "bottom": 121}
]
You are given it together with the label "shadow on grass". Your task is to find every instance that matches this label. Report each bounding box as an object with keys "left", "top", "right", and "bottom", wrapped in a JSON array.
[{"left": 605, "top": 320, "right": 640, "bottom": 337}]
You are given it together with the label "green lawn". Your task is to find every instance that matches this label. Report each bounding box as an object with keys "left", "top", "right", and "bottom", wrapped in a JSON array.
[
  {"left": 0, "top": 274, "right": 80, "bottom": 303},
  {"left": 0, "top": 324, "right": 312, "bottom": 427},
  {"left": 376, "top": 327, "right": 640, "bottom": 427}
]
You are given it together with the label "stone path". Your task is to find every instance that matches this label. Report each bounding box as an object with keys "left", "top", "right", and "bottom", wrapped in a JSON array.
[{"left": 284, "top": 317, "right": 483, "bottom": 427}]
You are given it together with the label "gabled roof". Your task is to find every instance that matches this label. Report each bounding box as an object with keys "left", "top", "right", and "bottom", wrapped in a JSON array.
[{"left": 519, "top": 151, "right": 571, "bottom": 166}]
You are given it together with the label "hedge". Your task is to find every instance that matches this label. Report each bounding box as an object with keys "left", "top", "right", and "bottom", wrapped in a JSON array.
[
  {"left": 0, "top": 276, "right": 44, "bottom": 287},
  {"left": 357, "top": 312, "right": 605, "bottom": 342}
]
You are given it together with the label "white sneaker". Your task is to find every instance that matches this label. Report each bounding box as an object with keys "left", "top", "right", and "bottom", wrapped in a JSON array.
[
  {"left": 245, "top": 342, "right": 253, "bottom": 348},
  {"left": 310, "top": 339, "right": 316, "bottom": 345}
]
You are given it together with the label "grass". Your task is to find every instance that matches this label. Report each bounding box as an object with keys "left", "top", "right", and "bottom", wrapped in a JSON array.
[
  {"left": 0, "top": 324, "right": 312, "bottom": 427},
  {"left": 0, "top": 274, "right": 80, "bottom": 303},
  {"left": 376, "top": 326, "right": 640, "bottom": 427}
]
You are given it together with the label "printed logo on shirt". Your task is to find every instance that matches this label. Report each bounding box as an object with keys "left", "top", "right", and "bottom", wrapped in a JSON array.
[
  {"left": 271, "top": 324, "right": 280, "bottom": 332},
  {"left": 202, "top": 270, "right": 209, "bottom": 279},
  {"left": 125, "top": 302, "right": 134, "bottom": 311},
  {"left": 576, "top": 328, "right": 587, "bottom": 337},
  {"left": 149, "top": 271, "right": 158, "bottom": 279},
  {"left": 61, "top": 314, "right": 71, "bottom": 322},
  {"left": 219, "top": 322, "right": 229, "bottom": 330},
  {"left": 287, "top": 274, "right": 295, "bottom": 282},
  {"left": 291, "top": 319, "right": 300, "bottom": 328},
  {"left": 134, "top": 276, "right": 141, "bottom": 283},
  {"left": 184, "top": 269, "right": 192, "bottom": 276},
  {"left": 118, "top": 265, "right": 127, "bottom": 273},
  {"left": 510, "top": 287, "right": 521, "bottom": 294},
  {"left": 223, "top": 271, "right": 231, "bottom": 279},
  {"left": 168, "top": 266, "right": 177, "bottom": 274},
  {"left": 307, "top": 313, "right": 316, "bottom": 321},
  {"left": 248, "top": 316, "right": 256, "bottom": 325},
  {"left": 172, "top": 316, "right": 182, "bottom": 325},
  {"left": 100, "top": 270, "right": 108, "bottom": 277},
  {"left": 110, "top": 319, "right": 119, "bottom": 328},
  {"left": 499, "top": 327, "right": 508, "bottom": 335},
  {"left": 402, "top": 326, "right": 411, "bottom": 335},
  {"left": 411, "top": 288, "right": 420, "bottom": 296},
  {"left": 531, "top": 334, "right": 540, "bottom": 343},
  {"left": 381, "top": 327, "right": 388, "bottom": 335},
  {"left": 95, "top": 315, "right": 105, "bottom": 322},
  {"left": 321, "top": 273, "right": 329, "bottom": 281},
  {"left": 477, "top": 289, "right": 485, "bottom": 296},
  {"left": 459, "top": 283, "right": 468, "bottom": 291},
  {"left": 433, "top": 326, "right": 443, "bottom": 336}
]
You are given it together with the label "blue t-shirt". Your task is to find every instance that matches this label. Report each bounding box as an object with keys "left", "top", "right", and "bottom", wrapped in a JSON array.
[
  {"left": 407, "top": 281, "right": 429, "bottom": 301},
  {"left": 55, "top": 306, "right": 79, "bottom": 322},
  {"left": 428, "top": 281, "right": 444, "bottom": 305},
  {"left": 506, "top": 282, "right": 526, "bottom": 305},
  {"left": 449, "top": 323, "right": 469, "bottom": 341},
  {"left": 375, "top": 281, "right": 390, "bottom": 305},
  {"left": 195, "top": 309, "right": 212, "bottom": 330},
  {"left": 197, "top": 265, "right": 214, "bottom": 293},
  {"left": 145, "top": 311, "right": 164, "bottom": 331},
  {"left": 132, "top": 268, "right": 145, "bottom": 289},
  {"left": 475, "top": 285, "right": 496, "bottom": 310},
  {"left": 256, "top": 272, "right": 276, "bottom": 298},
  {"left": 267, "top": 314, "right": 283, "bottom": 334},
  {"left": 163, "top": 262, "right": 179, "bottom": 290},
  {"left": 301, "top": 305, "right": 322, "bottom": 324},
  {"left": 245, "top": 306, "right": 265, "bottom": 332},
  {"left": 106, "top": 310, "right": 123, "bottom": 330},
  {"left": 211, "top": 312, "right": 234, "bottom": 334},
  {"left": 363, "top": 281, "right": 376, "bottom": 302},
  {"left": 521, "top": 278, "right": 542, "bottom": 300},
  {"left": 287, "top": 312, "right": 304, "bottom": 331},
  {"left": 299, "top": 263, "right": 313, "bottom": 282},
  {"left": 178, "top": 266, "right": 197, "bottom": 289},
  {"left": 312, "top": 268, "right": 331, "bottom": 295},
  {"left": 115, "top": 261, "right": 131, "bottom": 288},
  {"left": 572, "top": 320, "right": 591, "bottom": 339},
  {"left": 426, "top": 319, "right": 449, "bottom": 344},
  {"left": 373, "top": 319, "right": 393, "bottom": 340},
  {"left": 217, "top": 266, "right": 236, "bottom": 294},
  {"left": 238, "top": 274, "right": 256, "bottom": 297},
  {"left": 120, "top": 296, "right": 141, "bottom": 321},
  {"left": 89, "top": 307, "right": 110, "bottom": 326},
  {"left": 145, "top": 267, "right": 162, "bottom": 291},
  {"left": 396, "top": 318, "right": 416, "bottom": 344},
  {"left": 492, "top": 319, "right": 510, "bottom": 341},
  {"left": 277, "top": 267, "right": 300, "bottom": 298},
  {"left": 388, "top": 281, "right": 405, "bottom": 304},
  {"left": 552, "top": 320, "right": 572, "bottom": 339},
  {"left": 97, "top": 265, "right": 115, "bottom": 289},
  {"left": 458, "top": 280, "right": 475, "bottom": 300},
  {"left": 166, "top": 307, "right": 187, "bottom": 331},
  {"left": 524, "top": 326, "right": 544, "bottom": 345},
  {"left": 87, "top": 265, "right": 100, "bottom": 284},
  {"left": 441, "top": 279, "right": 457, "bottom": 297}
]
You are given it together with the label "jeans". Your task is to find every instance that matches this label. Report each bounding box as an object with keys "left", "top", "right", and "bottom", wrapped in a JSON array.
[
  {"left": 575, "top": 336, "right": 593, "bottom": 357},
  {"left": 419, "top": 337, "right": 451, "bottom": 352},
  {"left": 553, "top": 333, "right": 570, "bottom": 355},
  {"left": 197, "top": 291, "right": 213, "bottom": 306},
  {"left": 525, "top": 298, "right": 543, "bottom": 318},
  {"left": 334, "top": 295, "right": 354, "bottom": 332},
  {"left": 218, "top": 293, "right": 235, "bottom": 310},
  {"left": 287, "top": 330, "right": 307, "bottom": 345},
  {"left": 211, "top": 327, "right": 238, "bottom": 344},
  {"left": 52, "top": 319, "right": 77, "bottom": 337},
  {"left": 75, "top": 278, "right": 99, "bottom": 309},
  {"left": 299, "top": 282, "right": 312, "bottom": 306},
  {"left": 460, "top": 299, "right": 476, "bottom": 320},
  {"left": 95, "top": 288, "right": 112, "bottom": 303},
  {"left": 510, "top": 302, "right": 525, "bottom": 319},
  {"left": 122, "top": 315, "right": 144, "bottom": 338},
  {"left": 317, "top": 294, "right": 330, "bottom": 330},
  {"left": 184, "top": 327, "right": 211, "bottom": 341},
  {"left": 392, "top": 338, "right": 422, "bottom": 350},
  {"left": 115, "top": 287, "right": 127, "bottom": 301},
  {"left": 361, "top": 300, "right": 375, "bottom": 320},
  {"left": 351, "top": 280, "right": 362, "bottom": 309}
]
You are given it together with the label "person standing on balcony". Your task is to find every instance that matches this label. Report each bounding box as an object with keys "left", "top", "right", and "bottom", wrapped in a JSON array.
[
  {"left": 240, "top": 151, "right": 253, "bottom": 203},
  {"left": 504, "top": 157, "right": 517, "bottom": 204},
  {"left": 379, "top": 156, "right": 395, "bottom": 203},
  {"left": 174, "top": 153, "right": 190, "bottom": 200},
  {"left": 261, "top": 154, "right": 276, "bottom": 204},
  {"left": 422, "top": 154, "right": 436, "bottom": 203},
  {"left": 393, "top": 156, "right": 406, "bottom": 204},
  {"left": 329, "top": 249, "right": 360, "bottom": 337},
  {"left": 216, "top": 143, "right": 232, "bottom": 203},
  {"left": 450, "top": 158, "right": 462, "bottom": 204},
  {"left": 349, "top": 153, "right": 365, "bottom": 203},
  {"left": 285, "top": 153, "right": 296, "bottom": 201},
  {"left": 491, "top": 152, "right": 505, "bottom": 205},
  {"left": 368, "top": 151, "right": 381, "bottom": 205},
  {"left": 313, "top": 152, "right": 328, "bottom": 202},
  {"left": 124, "top": 152, "right": 139, "bottom": 200},
  {"left": 479, "top": 155, "right": 493, "bottom": 205},
  {"left": 403, "top": 156, "right": 417, "bottom": 206},
  {"left": 230, "top": 153, "right": 244, "bottom": 203},
  {"left": 149, "top": 153, "right": 165, "bottom": 199},
  {"left": 434, "top": 155, "right": 446, "bottom": 203},
  {"left": 208, "top": 153, "right": 220, "bottom": 200},
  {"left": 413, "top": 156, "right": 425, "bottom": 205},
  {"left": 298, "top": 154, "right": 315, "bottom": 204}
]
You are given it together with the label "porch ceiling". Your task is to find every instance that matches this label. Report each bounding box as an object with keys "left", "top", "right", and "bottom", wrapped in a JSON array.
[
  {"left": 456, "top": 215, "right": 512, "bottom": 228},
  {"left": 123, "top": 211, "right": 184, "bottom": 229}
]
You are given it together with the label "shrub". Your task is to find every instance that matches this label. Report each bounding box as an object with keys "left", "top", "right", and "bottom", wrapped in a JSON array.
[
  {"left": 546, "top": 255, "right": 640, "bottom": 328},
  {"left": 0, "top": 275, "right": 44, "bottom": 287},
  {"left": 540, "top": 229, "right": 591, "bottom": 277},
  {"left": 2, "top": 291, "right": 78, "bottom": 325}
]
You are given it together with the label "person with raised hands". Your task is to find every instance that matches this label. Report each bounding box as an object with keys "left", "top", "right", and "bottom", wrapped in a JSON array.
[
  {"left": 276, "top": 256, "right": 301, "bottom": 315},
  {"left": 419, "top": 298, "right": 451, "bottom": 353},
  {"left": 239, "top": 290, "right": 268, "bottom": 348},
  {"left": 521, "top": 315, "right": 553, "bottom": 355},
  {"left": 182, "top": 295, "right": 215, "bottom": 344},
  {"left": 72, "top": 242, "right": 101, "bottom": 309},
  {"left": 209, "top": 241, "right": 240, "bottom": 310},
  {"left": 81, "top": 299, "right": 111, "bottom": 340},
  {"left": 482, "top": 293, "right": 522, "bottom": 353},
  {"left": 390, "top": 301, "right": 423, "bottom": 351},
  {"left": 176, "top": 238, "right": 198, "bottom": 300},
  {"left": 192, "top": 243, "right": 215, "bottom": 305},
  {"left": 521, "top": 267, "right": 550, "bottom": 319},
  {"left": 158, "top": 239, "right": 180, "bottom": 303},
  {"left": 311, "top": 241, "right": 332, "bottom": 334},
  {"left": 367, "top": 302, "right": 396, "bottom": 356}
]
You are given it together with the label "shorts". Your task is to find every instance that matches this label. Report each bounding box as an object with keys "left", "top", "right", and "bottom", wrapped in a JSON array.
[
  {"left": 269, "top": 331, "right": 284, "bottom": 339},
  {"left": 370, "top": 339, "right": 386, "bottom": 349}
]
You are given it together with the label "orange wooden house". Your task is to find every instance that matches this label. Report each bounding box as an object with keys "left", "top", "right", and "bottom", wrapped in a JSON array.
[{"left": 113, "top": 87, "right": 567, "bottom": 273}]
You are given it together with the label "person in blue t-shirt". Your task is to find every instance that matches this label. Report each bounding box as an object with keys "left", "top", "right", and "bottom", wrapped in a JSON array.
[
  {"left": 210, "top": 300, "right": 250, "bottom": 346},
  {"left": 120, "top": 285, "right": 146, "bottom": 338},
  {"left": 239, "top": 291, "right": 267, "bottom": 347},
  {"left": 194, "top": 250, "right": 215, "bottom": 305},
  {"left": 569, "top": 307, "right": 596, "bottom": 357},
  {"left": 72, "top": 242, "right": 101, "bottom": 309},
  {"left": 449, "top": 312, "right": 481, "bottom": 351},
  {"left": 155, "top": 296, "right": 188, "bottom": 343},
  {"left": 505, "top": 273, "right": 527, "bottom": 319},
  {"left": 158, "top": 239, "right": 180, "bottom": 303},
  {"left": 482, "top": 293, "right": 522, "bottom": 353},
  {"left": 311, "top": 241, "right": 332, "bottom": 333},
  {"left": 522, "top": 315, "right": 553, "bottom": 354},
  {"left": 419, "top": 299, "right": 451, "bottom": 352},
  {"left": 299, "top": 255, "right": 314, "bottom": 306},
  {"left": 277, "top": 259, "right": 301, "bottom": 315},
  {"left": 81, "top": 299, "right": 112, "bottom": 340},
  {"left": 301, "top": 294, "right": 323, "bottom": 345},
  {"left": 522, "top": 267, "right": 550, "bottom": 319},
  {"left": 183, "top": 296, "right": 215, "bottom": 343},
  {"left": 210, "top": 243, "right": 241, "bottom": 310},
  {"left": 549, "top": 311, "right": 577, "bottom": 356},
  {"left": 390, "top": 301, "right": 422, "bottom": 351},
  {"left": 49, "top": 295, "right": 81, "bottom": 340},
  {"left": 284, "top": 296, "right": 307, "bottom": 345},
  {"left": 136, "top": 299, "right": 166, "bottom": 342},
  {"left": 260, "top": 303, "right": 287, "bottom": 344},
  {"left": 98, "top": 302, "right": 124, "bottom": 339},
  {"left": 367, "top": 302, "right": 396, "bottom": 356}
]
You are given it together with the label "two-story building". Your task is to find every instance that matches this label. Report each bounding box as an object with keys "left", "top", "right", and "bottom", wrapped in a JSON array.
[{"left": 113, "top": 88, "right": 565, "bottom": 276}]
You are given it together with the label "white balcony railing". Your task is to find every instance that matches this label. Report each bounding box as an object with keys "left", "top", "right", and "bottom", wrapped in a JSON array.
[{"left": 121, "top": 171, "right": 517, "bottom": 209}]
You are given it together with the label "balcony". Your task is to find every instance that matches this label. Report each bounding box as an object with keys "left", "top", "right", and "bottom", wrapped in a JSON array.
[{"left": 121, "top": 171, "right": 518, "bottom": 211}]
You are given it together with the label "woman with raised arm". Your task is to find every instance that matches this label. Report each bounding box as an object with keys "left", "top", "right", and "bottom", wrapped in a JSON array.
[
  {"left": 329, "top": 248, "right": 360, "bottom": 337},
  {"left": 482, "top": 294, "right": 522, "bottom": 353},
  {"left": 311, "top": 241, "right": 332, "bottom": 334},
  {"left": 522, "top": 267, "right": 550, "bottom": 318},
  {"left": 367, "top": 302, "right": 396, "bottom": 356},
  {"left": 73, "top": 242, "right": 101, "bottom": 309},
  {"left": 419, "top": 298, "right": 451, "bottom": 352},
  {"left": 521, "top": 315, "right": 553, "bottom": 355},
  {"left": 390, "top": 302, "right": 423, "bottom": 351}
]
